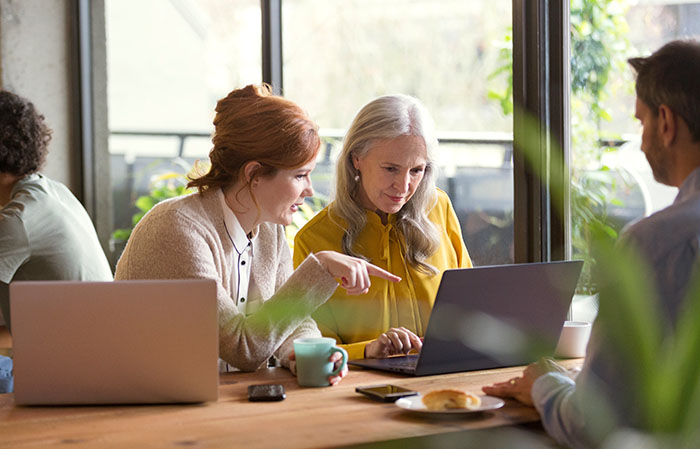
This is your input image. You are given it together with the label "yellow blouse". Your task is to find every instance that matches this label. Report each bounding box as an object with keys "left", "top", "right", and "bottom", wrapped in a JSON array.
[{"left": 293, "top": 188, "right": 472, "bottom": 359}]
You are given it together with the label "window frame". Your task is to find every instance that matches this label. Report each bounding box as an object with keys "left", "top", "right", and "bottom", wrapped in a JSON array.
[
  {"left": 512, "top": 0, "right": 571, "bottom": 263},
  {"left": 76, "top": 0, "right": 112, "bottom": 259}
]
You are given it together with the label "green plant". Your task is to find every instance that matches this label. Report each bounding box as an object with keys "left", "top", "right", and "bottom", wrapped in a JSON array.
[
  {"left": 112, "top": 170, "right": 196, "bottom": 242},
  {"left": 484, "top": 2, "right": 700, "bottom": 445},
  {"left": 569, "top": 0, "right": 634, "bottom": 294},
  {"left": 509, "top": 103, "right": 700, "bottom": 447},
  {"left": 487, "top": 27, "right": 513, "bottom": 116},
  {"left": 590, "top": 224, "right": 700, "bottom": 446}
]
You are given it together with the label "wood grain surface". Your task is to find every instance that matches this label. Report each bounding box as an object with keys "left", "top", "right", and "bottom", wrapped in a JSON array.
[{"left": 0, "top": 360, "right": 582, "bottom": 448}]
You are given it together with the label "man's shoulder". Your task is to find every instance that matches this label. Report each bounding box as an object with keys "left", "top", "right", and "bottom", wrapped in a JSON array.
[
  {"left": 3, "top": 175, "right": 65, "bottom": 219},
  {"left": 10, "top": 174, "right": 52, "bottom": 201},
  {"left": 627, "top": 194, "right": 700, "bottom": 233},
  {"left": 623, "top": 193, "right": 700, "bottom": 256},
  {"left": 0, "top": 203, "right": 28, "bottom": 241}
]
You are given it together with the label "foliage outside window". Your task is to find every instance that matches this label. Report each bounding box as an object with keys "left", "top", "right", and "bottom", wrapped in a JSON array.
[
  {"left": 489, "top": 0, "right": 633, "bottom": 293},
  {"left": 111, "top": 158, "right": 329, "bottom": 252},
  {"left": 111, "top": 160, "right": 200, "bottom": 245}
]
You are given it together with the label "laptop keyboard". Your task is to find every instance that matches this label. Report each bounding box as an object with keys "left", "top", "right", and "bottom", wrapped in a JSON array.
[{"left": 382, "top": 355, "right": 418, "bottom": 369}]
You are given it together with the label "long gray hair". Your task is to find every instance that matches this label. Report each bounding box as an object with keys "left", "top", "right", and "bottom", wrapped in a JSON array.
[{"left": 330, "top": 94, "right": 441, "bottom": 275}]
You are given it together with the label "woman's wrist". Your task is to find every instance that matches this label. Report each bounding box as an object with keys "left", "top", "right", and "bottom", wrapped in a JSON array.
[
  {"left": 313, "top": 251, "right": 331, "bottom": 270},
  {"left": 311, "top": 251, "right": 330, "bottom": 273}
]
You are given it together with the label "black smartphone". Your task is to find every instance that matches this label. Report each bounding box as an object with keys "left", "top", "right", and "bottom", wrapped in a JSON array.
[
  {"left": 248, "top": 384, "right": 286, "bottom": 402},
  {"left": 355, "top": 384, "right": 418, "bottom": 402}
]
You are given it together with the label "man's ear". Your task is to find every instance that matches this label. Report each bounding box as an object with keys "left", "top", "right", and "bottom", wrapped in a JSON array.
[
  {"left": 243, "top": 161, "right": 262, "bottom": 185},
  {"left": 658, "top": 104, "right": 677, "bottom": 147}
]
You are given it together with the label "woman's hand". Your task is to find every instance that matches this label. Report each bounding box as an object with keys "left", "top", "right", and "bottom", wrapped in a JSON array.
[
  {"left": 287, "top": 350, "right": 348, "bottom": 386},
  {"left": 288, "top": 351, "right": 297, "bottom": 375},
  {"left": 364, "top": 327, "right": 423, "bottom": 359},
  {"left": 315, "top": 251, "right": 401, "bottom": 295},
  {"left": 327, "top": 350, "right": 348, "bottom": 386}
]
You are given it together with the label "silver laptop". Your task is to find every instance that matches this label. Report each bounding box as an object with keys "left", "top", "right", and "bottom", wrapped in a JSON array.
[
  {"left": 349, "top": 260, "right": 583, "bottom": 376},
  {"left": 10, "top": 279, "right": 219, "bottom": 405}
]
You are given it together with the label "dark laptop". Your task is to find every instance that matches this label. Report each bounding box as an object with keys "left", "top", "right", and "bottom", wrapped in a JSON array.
[{"left": 348, "top": 260, "right": 583, "bottom": 376}]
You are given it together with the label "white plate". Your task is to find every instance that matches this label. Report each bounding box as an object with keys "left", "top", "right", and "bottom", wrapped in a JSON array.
[{"left": 395, "top": 394, "right": 504, "bottom": 415}]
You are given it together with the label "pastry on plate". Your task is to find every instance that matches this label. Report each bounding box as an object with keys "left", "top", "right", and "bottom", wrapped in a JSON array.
[{"left": 421, "top": 389, "right": 481, "bottom": 411}]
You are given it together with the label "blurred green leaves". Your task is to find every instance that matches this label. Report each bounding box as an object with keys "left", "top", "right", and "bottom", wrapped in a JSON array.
[
  {"left": 487, "top": 27, "right": 513, "bottom": 117},
  {"left": 592, "top": 226, "right": 700, "bottom": 445},
  {"left": 111, "top": 170, "right": 196, "bottom": 243},
  {"left": 512, "top": 99, "right": 700, "bottom": 446},
  {"left": 506, "top": 29, "right": 700, "bottom": 436}
]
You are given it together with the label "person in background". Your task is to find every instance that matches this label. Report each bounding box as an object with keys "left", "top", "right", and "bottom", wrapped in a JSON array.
[
  {"left": 0, "top": 90, "right": 113, "bottom": 393},
  {"left": 115, "top": 85, "right": 399, "bottom": 381},
  {"left": 293, "top": 94, "right": 472, "bottom": 360},
  {"left": 484, "top": 40, "right": 700, "bottom": 448}
]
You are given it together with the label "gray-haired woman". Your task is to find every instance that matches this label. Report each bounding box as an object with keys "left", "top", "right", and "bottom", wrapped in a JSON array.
[{"left": 293, "top": 94, "right": 472, "bottom": 360}]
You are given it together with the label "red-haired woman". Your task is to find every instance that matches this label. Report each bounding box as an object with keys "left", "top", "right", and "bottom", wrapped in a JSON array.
[{"left": 115, "top": 85, "right": 398, "bottom": 383}]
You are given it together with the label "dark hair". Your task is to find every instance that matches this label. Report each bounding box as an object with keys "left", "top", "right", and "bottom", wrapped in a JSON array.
[
  {"left": 0, "top": 90, "right": 52, "bottom": 175},
  {"left": 188, "top": 84, "right": 320, "bottom": 193},
  {"left": 628, "top": 40, "right": 700, "bottom": 142}
]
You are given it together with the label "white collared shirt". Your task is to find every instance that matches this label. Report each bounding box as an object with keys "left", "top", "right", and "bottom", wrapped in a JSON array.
[{"left": 218, "top": 189, "right": 253, "bottom": 316}]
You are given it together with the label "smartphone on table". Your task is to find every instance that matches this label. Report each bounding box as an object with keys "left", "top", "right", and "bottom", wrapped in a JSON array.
[
  {"left": 248, "top": 384, "right": 286, "bottom": 402},
  {"left": 355, "top": 384, "right": 418, "bottom": 402}
]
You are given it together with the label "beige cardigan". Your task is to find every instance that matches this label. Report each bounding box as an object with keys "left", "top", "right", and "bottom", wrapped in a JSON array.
[{"left": 115, "top": 190, "right": 338, "bottom": 371}]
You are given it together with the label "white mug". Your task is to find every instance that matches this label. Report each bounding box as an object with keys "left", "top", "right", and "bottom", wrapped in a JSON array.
[{"left": 554, "top": 321, "right": 592, "bottom": 358}]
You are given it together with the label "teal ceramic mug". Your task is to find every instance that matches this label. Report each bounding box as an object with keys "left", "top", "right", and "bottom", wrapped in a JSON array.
[{"left": 293, "top": 337, "right": 348, "bottom": 387}]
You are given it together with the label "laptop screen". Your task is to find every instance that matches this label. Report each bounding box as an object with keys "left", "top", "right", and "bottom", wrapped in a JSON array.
[{"left": 417, "top": 260, "right": 583, "bottom": 374}]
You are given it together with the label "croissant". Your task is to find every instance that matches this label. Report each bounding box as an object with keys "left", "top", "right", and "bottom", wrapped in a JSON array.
[{"left": 421, "top": 389, "right": 481, "bottom": 410}]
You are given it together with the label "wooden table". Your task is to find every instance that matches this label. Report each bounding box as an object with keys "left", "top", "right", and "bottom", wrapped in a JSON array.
[{"left": 0, "top": 361, "right": 581, "bottom": 448}]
